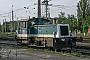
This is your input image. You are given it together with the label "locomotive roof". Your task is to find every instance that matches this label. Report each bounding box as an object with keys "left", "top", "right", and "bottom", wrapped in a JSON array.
[{"left": 34, "top": 24, "right": 69, "bottom": 26}]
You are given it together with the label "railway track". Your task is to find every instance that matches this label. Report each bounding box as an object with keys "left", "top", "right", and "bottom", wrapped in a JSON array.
[
  {"left": 0, "top": 34, "right": 90, "bottom": 55},
  {"left": 0, "top": 34, "right": 17, "bottom": 45},
  {"left": 0, "top": 39, "right": 90, "bottom": 55}
]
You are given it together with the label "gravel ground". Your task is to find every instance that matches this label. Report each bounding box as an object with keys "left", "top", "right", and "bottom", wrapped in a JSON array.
[{"left": 0, "top": 44, "right": 90, "bottom": 60}]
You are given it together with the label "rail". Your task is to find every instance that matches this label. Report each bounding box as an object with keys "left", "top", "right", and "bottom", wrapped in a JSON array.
[{"left": 83, "top": 37, "right": 90, "bottom": 40}]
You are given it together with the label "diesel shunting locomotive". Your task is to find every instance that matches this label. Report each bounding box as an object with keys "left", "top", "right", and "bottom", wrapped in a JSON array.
[{"left": 16, "top": 17, "right": 82, "bottom": 50}]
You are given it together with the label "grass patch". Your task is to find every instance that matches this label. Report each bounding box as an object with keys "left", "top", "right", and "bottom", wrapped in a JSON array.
[{"left": 65, "top": 52, "right": 90, "bottom": 58}]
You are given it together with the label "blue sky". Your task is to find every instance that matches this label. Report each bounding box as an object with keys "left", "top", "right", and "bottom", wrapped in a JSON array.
[{"left": 0, "top": 0, "right": 80, "bottom": 24}]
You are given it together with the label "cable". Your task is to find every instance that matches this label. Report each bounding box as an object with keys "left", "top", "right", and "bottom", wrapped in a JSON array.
[{"left": 0, "top": 4, "right": 35, "bottom": 16}]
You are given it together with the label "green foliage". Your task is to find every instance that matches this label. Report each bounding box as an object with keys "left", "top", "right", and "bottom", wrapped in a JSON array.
[
  {"left": 77, "top": 0, "right": 90, "bottom": 33},
  {"left": 67, "top": 14, "right": 77, "bottom": 31},
  {"left": 0, "top": 25, "right": 2, "bottom": 32},
  {"left": 58, "top": 12, "right": 77, "bottom": 31},
  {"left": 58, "top": 12, "right": 66, "bottom": 24}
]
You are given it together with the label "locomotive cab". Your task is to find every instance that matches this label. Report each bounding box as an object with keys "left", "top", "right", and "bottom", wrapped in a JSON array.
[
  {"left": 56, "top": 24, "right": 70, "bottom": 38},
  {"left": 17, "top": 19, "right": 28, "bottom": 44}
]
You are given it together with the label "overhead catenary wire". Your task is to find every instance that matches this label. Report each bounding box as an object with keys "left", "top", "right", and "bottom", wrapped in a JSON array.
[
  {"left": 50, "top": 5, "right": 77, "bottom": 13},
  {"left": 0, "top": 4, "right": 36, "bottom": 21},
  {"left": 0, "top": 4, "right": 35, "bottom": 16},
  {"left": 0, "top": 3, "right": 77, "bottom": 20}
]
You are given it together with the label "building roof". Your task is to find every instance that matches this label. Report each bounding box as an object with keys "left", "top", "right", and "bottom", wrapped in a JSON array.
[{"left": 17, "top": 19, "right": 28, "bottom": 22}]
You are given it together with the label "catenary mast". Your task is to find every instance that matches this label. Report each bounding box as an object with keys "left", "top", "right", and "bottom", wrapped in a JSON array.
[{"left": 38, "top": 0, "right": 41, "bottom": 17}]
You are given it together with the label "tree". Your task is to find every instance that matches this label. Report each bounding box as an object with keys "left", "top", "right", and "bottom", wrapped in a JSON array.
[
  {"left": 0, "top": 25, "right": 2, "bottom": 32},
  {"left": 58, "top": 12, "right": 77, "bottom": 31},
  {"left": 66, "top": 14, "right": 77, "bottom": 31},
  {"left": 58, "top": 12, "right": 66, "bottom": 24},
  {"left": 77, "top": 0, "right": 90, "bottom": 33}
]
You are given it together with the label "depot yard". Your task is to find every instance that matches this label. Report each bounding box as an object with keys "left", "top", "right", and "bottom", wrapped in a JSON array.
[
  {"left": 0, "top": 44, "right": 90, "bottom": 60},
  {"left": 0, "top": 34, "right": 90, "bottom": 60}
]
